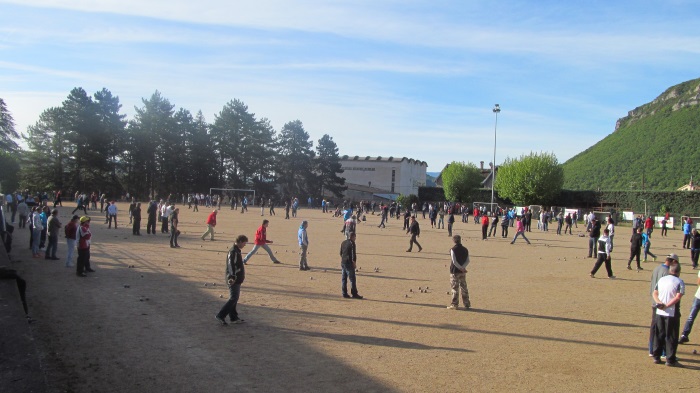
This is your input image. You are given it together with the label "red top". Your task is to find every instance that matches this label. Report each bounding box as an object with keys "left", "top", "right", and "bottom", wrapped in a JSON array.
[
  {"left": 78, "top": 223, "right": 92, "bottom": 249},
  {"left": 206, "top": 212, "right": 217, "bottom": 226},
  {"left": 644, "top": 217, "right": 653, "bottom": 229},
  {"left": 481, "top": 216, "right": 490, "bottom": 226},
  {"left": 65, "top": 221, "right": 78, "bottom": 240},
  {"left": 254, "top": 225, "right": 271, "bottom": 245}
]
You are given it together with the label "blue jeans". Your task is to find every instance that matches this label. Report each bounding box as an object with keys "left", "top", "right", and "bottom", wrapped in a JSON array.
[
  {"left": 32, "top": 228, "right": 41, "bottom": 254},
  {"left": 217, "top": 283, "right": 242, "bottom": 321},
  {"left": 588, "top": 237, "right": 598, "bottom": 257},
  {"left": 45, "top": 234, "right": 58, "bottom": 258},
  {"left": 682, "top": 296, "right": 700, "bottom": 339},
  {"left": 341, "top": 263, "right": 358, "bottom": 296},
  {"left": 65, "top": 239, "right": 76, "bottom": 266}
]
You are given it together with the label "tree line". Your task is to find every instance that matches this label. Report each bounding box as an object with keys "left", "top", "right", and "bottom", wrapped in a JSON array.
[{"left": 0, "top": 89, "right": 347, "bottom": 201}]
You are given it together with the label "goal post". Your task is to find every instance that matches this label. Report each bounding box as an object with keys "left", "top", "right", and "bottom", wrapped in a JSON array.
[{"left": 209, "top": 188, "right": 256, "bottom": 206}]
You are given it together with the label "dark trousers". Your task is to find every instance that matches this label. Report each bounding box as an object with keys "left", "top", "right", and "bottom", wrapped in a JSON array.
[
  {"left": 45, "top": 235, "right": 58, "bottom": 258},
  {"left": 590, "top": 253, "right": 613, "bottom": 277},
  {"left": 341, "top": 264, "right": 358, "bottom": 296},
  {"left": 447, "top": 223, "right": 453, "bottom": 237},
  {"left": 108, "top": 214, "right": 117, "bottom": 228},
  {"left": 77, "top": 248, "right": 91, "bottom": 274},
  {"left": 161, "top": 217, "right": 169, "bottom": 233},
  {"left": 653, "top": 315, "right": 680, "bottom": 363},
  {"left": 18, "top": 215, "right": 26, "bottom": 229},
  {"left": 683, "top": 234, "right": 691, "bottom": 248},
  {"left": 692, "top": 248, "right": 699, "bottom": 268},
  {"left": 661, "top": 227, "right": 667, "bottom": 237},
  {"left": 501, "top": 225, "right": 509, "bottom": 238},
  {"left": 403, "top": 218, "right": 410, "bottom": 230},
  {"left": 216, "top": 283, "right": 241, "bottom": 321},
  {"left": 481, "top": 225, "right": 488, "bottom": 240},
  {"left": 133, "top": 219, "right": 141, "bottom": 235},
  {"left": 588, "top": 237, "right": 598, "bottom": 257},
  {"left": 147, "top": 217, "right": 156, "bottom": 234},
  {"left": 170, "top": 228, "right": 180, "bottom": 247},
  {"left": 628, "top": 247, "right": 641, "bottom": 268},
  {"left": 564, "top": 224, "right": 572, "bottom": 234},
  {"left": 488, "top": 224, "right": 497, "bottom": 237},
  {"left": 408, "top": 235, "right": 422, "bottom": 251},
  {"left": 40, "top": 230, "right": 46, "bottom": 248}
]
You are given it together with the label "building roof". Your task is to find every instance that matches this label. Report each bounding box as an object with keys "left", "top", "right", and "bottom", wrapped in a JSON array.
[{"left": 340, "top": 155, "right": 428, "bottom": 167}]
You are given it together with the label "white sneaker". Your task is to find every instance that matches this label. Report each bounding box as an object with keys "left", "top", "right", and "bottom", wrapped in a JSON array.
[{"left": 446, "top": 305, "right": 457, "bottom": 310}]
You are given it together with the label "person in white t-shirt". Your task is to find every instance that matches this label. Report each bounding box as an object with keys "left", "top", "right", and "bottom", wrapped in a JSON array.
[
  {"left": 679, "top": 270, "right": 700, "bottom": 344},
  {"left": 652, "top": 263, "right": 685, "bottom": 366}
]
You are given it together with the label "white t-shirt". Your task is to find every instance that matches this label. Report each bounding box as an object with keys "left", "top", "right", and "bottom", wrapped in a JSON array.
[
  {"left": 695, "top": 271, "right": 700, "bottom": 300},
  {"left": 607, "top": 223, "right": 615, "bottom": 237},
  {"left": 655, "top": 275, "right": 685, "bottom": 317}
]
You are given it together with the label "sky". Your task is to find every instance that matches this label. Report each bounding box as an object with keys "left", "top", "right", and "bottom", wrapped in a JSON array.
[{"left": 2, "top": 1, "right": 700, "bottom": 173}]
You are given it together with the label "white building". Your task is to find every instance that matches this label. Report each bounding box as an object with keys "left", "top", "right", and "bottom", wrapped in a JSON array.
[{"left": 339, "top": 156, "right": 428, "bottom": 197}]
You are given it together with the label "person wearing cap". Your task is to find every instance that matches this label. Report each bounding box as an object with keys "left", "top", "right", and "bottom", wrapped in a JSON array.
[
  {"left": 447, "top": 235, "right": 471, "bottom": 310},
  {"left": 64, "top": 215, "right": 79, "bottom": 267},
  {"left": 298, "top": 220, "right": 309, "bottom": 271},
  {"left": 587, "top": 218, "right": 601, "bottom": 258},
  {"left": 45, "top": 209, "right": 62, "bottom": 260},
  {"left": 648, "top": 253, "right": 679, "bottom": 356},
  {"left": 77, "top": 216, "right": 95, "bottom": 276},
  {"left": 651, "top": 262, "right": 685, "bottom": 366}
]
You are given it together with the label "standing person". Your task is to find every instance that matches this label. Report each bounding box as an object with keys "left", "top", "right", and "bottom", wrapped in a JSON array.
[
  {"left": 447, "top": 235, "right": 471, "bottom": 310},
  {"left": 146, "top": 201, "right": 157, "bottom": 235},
  {"left": 128, "top": 198, "right": 136, "bottom": 225},
  {"left": 268, "top": 198, "right": 275, "bottom": 216},
  {"left": 132, "top": 203, "right": 142, "bottom": 235},
  {"left": 201, "top": 210, "right": 217, "bottom": 241},
  {"left": 242, "top": 220, "right": 281, "bottom": 264},
  {"left": 488, "top": 213, "right": 499, "bottom": 237},
  {"left": 45, "top": 209, "right": 62, "bottom": 260},
  {"left": 291, "top": 198, "right": 298, "bottom": 218},
  {"left": 564, "top": 213, "right": 573, "bottom": 235},
  {"left": 556, "top": 211, "right": 564, "bottom": 235},
  {"left": 169, "top": 208, "right": 180, "bottom": 248},
  {"left": 645, "top": 216, "right": 654, "bottom": 236},
  {"left": 648, "top": 254, "right": 678, "bottom": 356},
  {"left": 161, "top": 202, "right": 172, "bottom": 233},
  {"left": 215, "top": 235, "right": 249, "bottom": 325},
  {"left": 378, "top": 204, "right": 387, "bottom": 228},
  {"left": 344, "top": 215, "right": 357, "bottom": 240},
  {"left": 628, "top": 228, "right": 644, "bottom": 271},
  {"left": 284, "top": 200, "right": 290, "bottom": 219},
  {"left": 632, "top": 214, "right": 642, "bottom": 235},
  {"left": 429, "top": 207, "right": 437, "bottom": 228},
  {"left": 525, "top": 209, "right": 533, "bottom": 232},
  {"left": 340, "top": 232, "right": 362, "bottom": 299},
  {"left": 107, "top": 201, "right": 118, "bottom": 229},
  {"left": 447, "top": 210, "right": 455, "bottom": 237},
  {"left": 437, "top": 208, "right": 445, "bottom": 229},
  {"left": 501, "top": 213, "right": 510, "bottom": 238},
  {"left": 683, "top": 218, "right": 692, "bottom": 249},
  {"left": 606, "top": 217, "right": 615, "bottom": 251},
  {"left": 406, "top": 216, "right": 422, "bottom": 252},
  {"left": 588, "top": 219, "right": 601, "bottom": 258},
  {"left": 480, "top": 213, "right": 489, "bottom": 240},
  {"left": 53, "top": 190, "right": 62, "bottom": 208},
  {"left": 260, "top": 197, "right": 265, "bottom": 216},
  {"left": 643, "top": 230, "right": 657, "bottom": 262},
  {"left": 76, "top": 216, "right": 95, "bottom": 276},
  {"left": 679, "top": 268, "right": 700, "bottom": 344},
  {"left": 193, "top": 195, "right": 199, "bottom": 212},
  {"left": 510, "top": 216, "right": 531, "bottom": 244},
  {"left": 403, "top": 209, "right": 411, "bottom": 231},
  {"left": 17, "top": 199, "right": 28, "bottom": 229},
  {"left": 590, "top": 228, "right": 615, "bottom": 279},
  {"left": 64, "top": 215, "right": 79, "bottom": 267},
  {"left": 298, "top": 220, "right": 309, "bottom": 271},
  {"left": 660, "top": 217, "right": 668, "bottom": 237},
  {"left": 31, "top": 207, "right": 43, "bottom": 258},
  {"left": 691, "top": 229, "right": 700, "bottom": 269},
  {"left": 652, "top": 263, "right": 685, "bottom": 366}
]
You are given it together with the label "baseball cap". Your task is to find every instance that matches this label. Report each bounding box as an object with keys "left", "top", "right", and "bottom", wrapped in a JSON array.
[
  {"left": 667, "top": 253, "right": 679, "bottom": 262},
  {"left": 80, "top": 216, "right": 91, "bottom": 223}
]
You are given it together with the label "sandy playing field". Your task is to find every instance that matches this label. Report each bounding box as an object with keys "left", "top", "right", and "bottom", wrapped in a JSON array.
[{"left": 11, "top": 202, "right": 700, "bottom": 392}]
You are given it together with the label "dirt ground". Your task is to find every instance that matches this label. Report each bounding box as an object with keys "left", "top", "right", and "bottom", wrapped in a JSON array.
[{"left": 10, "top": 202, "right": 700, "bottom": 392}]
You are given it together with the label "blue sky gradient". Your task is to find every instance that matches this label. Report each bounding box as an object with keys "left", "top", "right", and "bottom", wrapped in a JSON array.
[{"left": 2, "top": 0, "right": 699, "bottom": 171}]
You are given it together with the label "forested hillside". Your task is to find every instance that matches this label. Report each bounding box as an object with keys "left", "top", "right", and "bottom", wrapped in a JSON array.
[{"left": 563, "top": 78, "right": 700, "bottom": 190}]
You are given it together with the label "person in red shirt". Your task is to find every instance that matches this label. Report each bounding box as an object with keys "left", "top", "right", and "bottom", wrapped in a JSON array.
[
  {"left": 201, "top": 210, "right": 217, "bottom": 241},
  {"left": 644, "top": 216, "right": 654, "bottom": 236},
  {"left": 242, "top": 219, "right": 280, "bottom": 264},
  {"left": 481, "top": 213, "right": 490, "bottom": 240}
]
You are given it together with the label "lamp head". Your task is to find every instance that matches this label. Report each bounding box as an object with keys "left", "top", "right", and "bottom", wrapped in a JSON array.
[{"left": 493, "top": 104, "right": 501, "bottom": 113}]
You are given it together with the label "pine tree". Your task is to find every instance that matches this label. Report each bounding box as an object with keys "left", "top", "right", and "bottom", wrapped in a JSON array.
[{"left": 315, "top": 134, "right": 346, "bottom": 198}]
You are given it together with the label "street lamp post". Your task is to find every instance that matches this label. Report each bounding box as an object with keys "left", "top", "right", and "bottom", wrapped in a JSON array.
[
  {"left": 641, "top": 198, "right": 647, "bottom": 218},
  {"left": 491, "top": 104, "right": 500, "bottom": 212}
]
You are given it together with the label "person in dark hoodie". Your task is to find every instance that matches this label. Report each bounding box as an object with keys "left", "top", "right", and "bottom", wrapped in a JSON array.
[
  {"left": 588, "top": 218, "right": 601, "bottom": 258},
  {"left": 216, "top": 235, "right": 249, "bottom": 325},
  {"left": 628, "top": 227, "right": 644, "bottom": 271}
]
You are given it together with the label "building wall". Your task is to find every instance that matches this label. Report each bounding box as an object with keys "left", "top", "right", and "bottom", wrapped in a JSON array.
[{"left": 339, "top": 156, "right": 427, "bottom": 196}]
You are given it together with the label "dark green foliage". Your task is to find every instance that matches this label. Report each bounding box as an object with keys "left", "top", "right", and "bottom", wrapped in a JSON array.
[
  {"left": 0, "top": 98, "right": 19, "bottom": 153},
  {"left": 0, "top": 152, "right": 20, "bottom": 192},
  {"left": 396, "top": 193, "right": 419, "bottom": 209},
  {"left": 276, "top": 120, "right": 316, "bottom": 199},
  {"left": 440, "top": 161, "right": 483, "bottom": 202},
  {"left": 315, "top": 134, "right": 346, "bottom": 198},
  {"left": 563, "top": 78, "right": 700, "bottom": 191}
]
